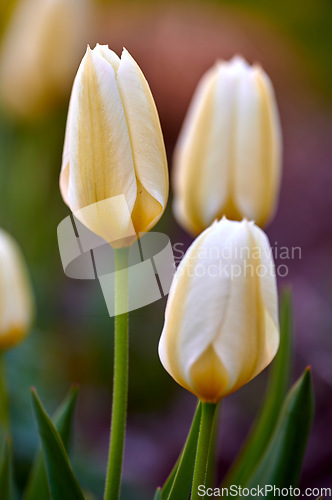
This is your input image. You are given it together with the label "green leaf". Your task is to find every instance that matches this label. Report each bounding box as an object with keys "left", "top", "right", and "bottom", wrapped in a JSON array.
[
  {"left": 245, "top": 367, "right": 314, "bottom": 494},
  {"left": 161, "top": 456, "right": 180, "bottom": 499},
  {"left": 154, "top": 488, "right": 162, "bottom": 500},
  {"left": 0, "top": 438, "right": 13, "bottom": 500},
  {"left": 205, "top": 404, "right": 219, "bottom": 488},
  {"left": 24, "top": 386, "right": 79, "bottom": 500},
  {"left": 31, "top": 388, "right": 85, "bottom": 500},
  {"left": 165, "top": 402, "right": 202, "bottom": 500},
  {"left": 223, "top": 289, "right": 293, "bottom": 486},
  {"left": 162, "top": 403, "right": 202, "bottom": 499}
]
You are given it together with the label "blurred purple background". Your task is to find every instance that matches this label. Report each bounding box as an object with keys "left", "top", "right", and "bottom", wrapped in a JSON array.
[{"left": 0, "top": 0, "right": 331, "bottom": 497}]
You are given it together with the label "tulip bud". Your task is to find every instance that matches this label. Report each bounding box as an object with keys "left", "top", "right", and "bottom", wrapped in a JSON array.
[
  {"left": 60, "top": 44, "right": 169, "bottom": 246},
  {"left": 0, "top": 230, "right": 34, "bottom": 350},
  {"left": 0, "top": 0, "right": 89, "bottom": 118},
  {"left": 173, "top": 56, "right": 282, "bottom": 235},
  {"left": 158, "top": 218, "right": 279, "bottom": 403}
]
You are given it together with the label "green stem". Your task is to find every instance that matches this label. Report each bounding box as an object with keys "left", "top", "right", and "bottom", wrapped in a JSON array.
[
  {"left": 0, "top": 353, "right": 10, "bottom": 434},
  {"left": 191, "top": 402, "right": 218, "bottom": 500},
  {"left": 104, "top": 247, "right": 129, "bottom": 500}
]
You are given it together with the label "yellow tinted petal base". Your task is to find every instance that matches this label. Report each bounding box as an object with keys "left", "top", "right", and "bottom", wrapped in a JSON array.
[
  {"left": 131, "top": 179, "right": 163, "bottom": 233},
  {"left": 190, "top": 345, "right": 229, "bottom": 403},
  {"left": 0, "top": 326, "right": 28, "bottom": 350}
]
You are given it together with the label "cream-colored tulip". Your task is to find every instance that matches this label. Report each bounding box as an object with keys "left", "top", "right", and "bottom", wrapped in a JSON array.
[
  {"left": 0, "top": 0, "right": 89, "bottom": 118},
  {"left": 159, "top": 218, "right": 279, "bottom": 403},
  {"left": 60, "top": 44, "right": 168, "bottom": 246},
  {"left": 0, "top": 230, "right": 34, "bottom": 350},
  {"left": 173, "top": 56, "right": 282, "bottom": 235}
]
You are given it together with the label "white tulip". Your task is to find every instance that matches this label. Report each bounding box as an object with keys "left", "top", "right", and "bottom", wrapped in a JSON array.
[
  {"left": 173, "top": 57, "right": 282, "bottom": 235},
  {"left": 159, "top": 218, "right": 279, "bottom": 403},
  {"left": 60, "top": 44, "right": 169, "bottom": 247},
  {"left": 0, "top": 0, "right": 89, "bottom": 118},
  {"left": 0, "top": 230, "right": 34, "bottom": 350}
]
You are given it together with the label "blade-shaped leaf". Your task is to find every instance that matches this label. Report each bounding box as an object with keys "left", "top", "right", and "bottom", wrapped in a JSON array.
[
  {"left": 161, "top": 456, "right": 180, "bottom": 500},
  {"left": 165, "top": 402, "right": 202, "bottom": 500},
  {"left": 24, "top": 386, "right": 79, "bottom": 500},
  {"left": 31, "top": 388, "right": 85, "bottom": 500},
  {"left": 206, "top": 404, "right": 219, "bottom": 488},
  {"left": 154, "top": 488, "right": 162, "bottom": 500},
  {"left": 0, "top": 438, "right": 13, "bottom": 500},
  {"left": 245, "top": 367, "right": 314, "bottom": 494},
  {"left": 224, "top": 289, "right": 293, "bottom": 486},
  {"left": 162, "top": 403, "right": 202, "bottom": 499}
]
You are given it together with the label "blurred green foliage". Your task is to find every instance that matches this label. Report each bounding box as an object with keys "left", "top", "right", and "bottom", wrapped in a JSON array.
[{"left": 214, "top": 0, "right": 332, "bottom": 100}]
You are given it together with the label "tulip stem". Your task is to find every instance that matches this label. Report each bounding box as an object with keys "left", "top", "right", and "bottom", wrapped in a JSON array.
[
  {"left": 104, "top": 247, "right": 130, "bottom": 500},
  {"left": 0, "top": 353, "right": 9, "bottom": 426},
  {"left": 191, "top": 402, "right": 218, "bottom": 500}
]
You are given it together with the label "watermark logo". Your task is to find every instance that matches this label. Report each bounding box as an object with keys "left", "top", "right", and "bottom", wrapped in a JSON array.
[
  {"left": 57, "top": 200, "right": 302, "bottom": 316},
  {"left": 57, "top": 206, "right": 176, "bottom": 317},
  {"left": 173, "top": 242, "right": 302, "bottom": 279}
]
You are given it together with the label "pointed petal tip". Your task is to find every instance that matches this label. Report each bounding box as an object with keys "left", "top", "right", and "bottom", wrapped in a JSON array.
[
  {"left": 94, "top": 43, "right": 110, "bottom": 51},
  {"left": 231, "top": 54, "right": 248, "bottom": 65},
  {"left": 120, "top": 47, "right": 134, "bottom": 62},
  {"left": 85, "top": 45, "right": 93, "bottom": 61}
]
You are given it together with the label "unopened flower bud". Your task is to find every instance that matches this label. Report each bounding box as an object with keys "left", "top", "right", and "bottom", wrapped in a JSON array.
[
  {"left": 0, "top": 0, "right": 89, "bottom": 118},
  {"left": 0, "top": 230, "right": 34, "bottom": 350},
  {"left": 159, "top": 218, "right": 279, "bottom": 403},
  {"left": 173, "top": 57, "right": 282, "bottom": 235},
  {"left": 60, "top": 44, "right": 169, "bottom": 246}
]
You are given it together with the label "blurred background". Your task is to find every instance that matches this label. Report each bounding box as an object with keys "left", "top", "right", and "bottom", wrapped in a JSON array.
[{"left": 0, "top": 0, "right": 331, "bottom": 497}]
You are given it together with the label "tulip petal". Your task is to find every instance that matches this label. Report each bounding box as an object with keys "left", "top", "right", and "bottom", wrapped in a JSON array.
[
  {"left": 117, "top": 49, "right": 168, "bottom": 233},
  {"left": 61, "top": 44, "right": 122, "bottom": 205},
  {"left": 190, "top": 345, "right": 229, "bottom": 403},
  {"left": 60, "top": 89, "right": 74, "bottom": 205},
  {"left": 159, "top": 220, "right": 243, "bottom": 399},
  {"left": 249, "top": 223, "right": 280, "bottom": 372},
  {"left": 173, "top": 58, "right": 253, "bottom": 236},
  {"left": 172, "top": 66, "right": 220, "bottom": 235},
  {"left": 63, "top": 47, "right": 137, "bottom": 242},
  {"left": 92, "top": 44, "right": 121, "bottom": 74},
  {"left": 212, "top": 222, "right": 279, "bottom": 395},
  {"left": 234, "top": 67, "right": 282, "bottom": 226}
]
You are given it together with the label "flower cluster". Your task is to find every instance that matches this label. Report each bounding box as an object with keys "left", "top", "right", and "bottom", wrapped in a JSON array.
[{"left": 0, "top": 4, "right": 315, "bottom": 498}]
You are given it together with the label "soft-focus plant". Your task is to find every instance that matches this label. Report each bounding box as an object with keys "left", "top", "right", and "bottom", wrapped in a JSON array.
[
  {"left": 0, "top": 229, "right": 34, "bottom": 351},
  {"left": 172, "top": 56, "right": 282, "bottom": 235},
  {"left": 0, "top": 228, "right": 34, "bottom": 464},
  {"left": 0, "top": 0, "right": 90, "bottom": 119}
]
